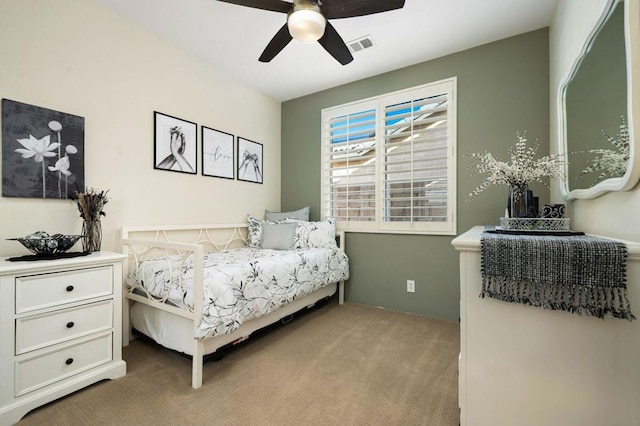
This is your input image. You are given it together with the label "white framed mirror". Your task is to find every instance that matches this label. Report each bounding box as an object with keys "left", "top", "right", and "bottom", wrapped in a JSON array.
[{"left": 559, "top": 0, "right": 640, "bottom": 200}]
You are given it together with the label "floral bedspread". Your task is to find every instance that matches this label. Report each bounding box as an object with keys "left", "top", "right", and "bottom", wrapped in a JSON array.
[{"left": 133, "top": 247, "right": 349, "bottom": 339}]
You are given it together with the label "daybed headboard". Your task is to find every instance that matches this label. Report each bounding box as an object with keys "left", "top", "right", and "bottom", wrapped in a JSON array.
[{"left": 121, "top": 224, "right": 248, "bottom": 254}]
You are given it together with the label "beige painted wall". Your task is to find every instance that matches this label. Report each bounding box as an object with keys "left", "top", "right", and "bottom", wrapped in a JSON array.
[
  {"left": 0, "top": 0, "right": 281, "bottom": 256},
  {"left": 550, "top": 0, "right": 640, "bottom": 241}
]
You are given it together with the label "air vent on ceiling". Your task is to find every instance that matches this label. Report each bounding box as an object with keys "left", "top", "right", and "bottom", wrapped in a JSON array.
[{"left": 347, "top": 35, "right": 375, "bottom": 53}]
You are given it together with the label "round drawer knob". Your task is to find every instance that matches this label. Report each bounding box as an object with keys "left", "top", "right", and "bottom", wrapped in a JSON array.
[
  {"left": 65, "top": 358, "right": 74, "bottom": 365},
  {"left": 66, "top": 285, "right": 74, "bottom": 292},
  {"left": 66, "top": 321, "right": 75, "bottom": 328}
]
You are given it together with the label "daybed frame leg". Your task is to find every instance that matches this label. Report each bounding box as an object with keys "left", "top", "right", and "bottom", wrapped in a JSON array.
[
  {"left": 122, "top": 298, "right": 131, "bottom": 347},
  {"left": 192, "top": 340, "right": 204, "bottom": 389},
  {"left": 339, "top": 281, "right": 344, "bottom": 305}
]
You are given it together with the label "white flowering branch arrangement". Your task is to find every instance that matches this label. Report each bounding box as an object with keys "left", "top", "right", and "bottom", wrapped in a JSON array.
[
  {"left": 579, "top": 116, "right": 629, "bottom": 183},
  {"left": 467, "top": 131, "right": 565, "bottom": 200}
]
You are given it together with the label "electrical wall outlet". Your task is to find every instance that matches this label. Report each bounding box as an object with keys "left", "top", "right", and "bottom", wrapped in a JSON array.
[{"left": 407, "top": 280, "right": 415, "bottom": 293}]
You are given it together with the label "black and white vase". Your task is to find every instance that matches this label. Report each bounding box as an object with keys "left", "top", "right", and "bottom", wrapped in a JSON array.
[{"left": 507, "top": 184, "right": 530, "bottom": 218}]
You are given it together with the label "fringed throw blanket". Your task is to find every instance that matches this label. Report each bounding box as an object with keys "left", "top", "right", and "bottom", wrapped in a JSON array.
[{"left": 481, "top": 228, "right": 635, "bottom": 320}]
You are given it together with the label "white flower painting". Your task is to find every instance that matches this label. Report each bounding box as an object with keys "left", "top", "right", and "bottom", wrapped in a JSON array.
[{"left": 2, "top": 99, "right": 85, "bottom": 199}]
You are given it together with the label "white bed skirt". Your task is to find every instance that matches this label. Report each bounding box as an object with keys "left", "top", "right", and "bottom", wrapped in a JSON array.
[{"left": 130, "top": 282, "right": 337, "bottom": 356}]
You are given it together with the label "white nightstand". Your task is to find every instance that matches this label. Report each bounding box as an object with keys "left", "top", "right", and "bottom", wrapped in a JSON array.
[{"left": 0, "top": 251, "right": 127, "bottom": 425}]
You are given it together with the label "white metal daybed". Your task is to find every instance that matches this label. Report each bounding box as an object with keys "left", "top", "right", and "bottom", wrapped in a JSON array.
[{"left": 120, "top": 222, "right": 348, "bottom": 389}]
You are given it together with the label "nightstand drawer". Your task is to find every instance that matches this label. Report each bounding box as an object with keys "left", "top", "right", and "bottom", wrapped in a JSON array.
[
  {"left": 15, "top": 300, "right": 113, "bottom": 354},
  {"left": 15, "top": 333, "right": 113, "bottom": 397},
  {"left": 15, "top": 266, "right": 113, "bottom": 313}
]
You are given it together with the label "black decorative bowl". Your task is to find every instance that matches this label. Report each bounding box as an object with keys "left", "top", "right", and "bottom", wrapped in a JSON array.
[{"left": 8, "top": 232, "right": 83, "bottom": 256}]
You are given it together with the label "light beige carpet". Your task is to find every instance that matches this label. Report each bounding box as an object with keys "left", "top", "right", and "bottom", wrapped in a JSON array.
[{"left": 19, "top": 301, "right": 460, "bottom": 426}]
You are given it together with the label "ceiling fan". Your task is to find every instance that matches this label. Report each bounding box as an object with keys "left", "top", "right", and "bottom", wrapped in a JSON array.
[{"left": 217, "top": 0, "right": 406, "bottom": 65}]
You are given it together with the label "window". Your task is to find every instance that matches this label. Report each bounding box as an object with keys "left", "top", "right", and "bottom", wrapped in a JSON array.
[{"left": 321, "top": 78, "right": 456, "bottom": 235}]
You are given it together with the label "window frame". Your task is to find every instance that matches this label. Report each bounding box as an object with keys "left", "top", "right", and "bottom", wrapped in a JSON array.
[{"left": 320, "top": 77, "right": 457, "bottom": 236}]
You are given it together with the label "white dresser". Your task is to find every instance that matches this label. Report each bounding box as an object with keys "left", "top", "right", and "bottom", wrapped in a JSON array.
[
  {"left": 0, "top": 251, "right": 127, "bottom": 425},
  {"left": 452, "top": 226, "right": 640, "bottom": 426}
]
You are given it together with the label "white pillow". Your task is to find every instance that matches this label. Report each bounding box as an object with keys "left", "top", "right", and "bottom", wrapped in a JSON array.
[
  {"left": 246, "top": 215, "right": 264, "bottom": 248},
  {"left": 294, "top": 219, "right": 337, "bottom": 249}
]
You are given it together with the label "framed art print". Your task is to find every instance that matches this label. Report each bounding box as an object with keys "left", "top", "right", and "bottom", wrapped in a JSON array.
[
  {"left": 237, "top": 137, "right": 263, "bottom": 184},
  {"left": 2, "top": 98, "right": 85, "bottom": 199},
  {"left": 202, "top": 126, "right": 234, "bottom": 179},
  {"left": 154, "top": 111, "right": 197, "bottom": 174}
]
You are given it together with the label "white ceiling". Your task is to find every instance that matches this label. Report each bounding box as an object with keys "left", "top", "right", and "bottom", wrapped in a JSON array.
[{"left": 94, "top": 0, "right": 559, "bottom": 101}]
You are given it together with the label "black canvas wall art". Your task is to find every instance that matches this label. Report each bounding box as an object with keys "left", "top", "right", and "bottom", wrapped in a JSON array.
[{"left": 2, "top": 99, "right": 85, "bottom": 199}]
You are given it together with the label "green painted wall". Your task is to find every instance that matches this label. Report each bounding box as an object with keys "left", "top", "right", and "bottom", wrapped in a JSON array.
[{"left": 281, "top": 29, "right": 550, "bottom": 321}]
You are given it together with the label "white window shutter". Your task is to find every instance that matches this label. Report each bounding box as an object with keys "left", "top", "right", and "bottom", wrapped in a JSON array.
[
  {"left": 322, "top": 101, "right": 378, "bottom": 230},
  {"left": 321, "top": 78, "right": 456, "bottom": 235}
]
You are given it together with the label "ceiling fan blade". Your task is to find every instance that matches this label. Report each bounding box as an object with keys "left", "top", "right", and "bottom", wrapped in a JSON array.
[
  {"left": 318, "top": 22, "right": 353, "bottom": 65},
  {"left": 322, "top": 0, "right": 405, "bottom": 19},
  {"left": 216, "top": 0, "right": 292, "bottom": 14},
  {"left": 259, "top": 24, "right": 293, "bottom": 62}
]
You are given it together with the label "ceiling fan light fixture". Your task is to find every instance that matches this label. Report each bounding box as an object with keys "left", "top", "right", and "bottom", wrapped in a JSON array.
[
  {"left": 225, "top": 0, "right": 405, "bottom": 65},
  {"left": 287, "top": 7, "right": 326, "bottom": 42}
]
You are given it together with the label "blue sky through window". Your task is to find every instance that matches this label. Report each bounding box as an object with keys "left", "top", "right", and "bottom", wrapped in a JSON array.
[
  {"left": 330, "top": 97, "right": 443, "bottom": 144},
  {"left": 331, "top": 109, "right": 375, "bottom": 143}
]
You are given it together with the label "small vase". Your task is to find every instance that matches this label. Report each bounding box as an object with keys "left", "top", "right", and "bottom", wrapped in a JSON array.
[
  {"left": 507, "top": 184, "right": 530, "bottom": 218},
  {"left": 82, "top": 219, "right": 102, "bottom": 252}
]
